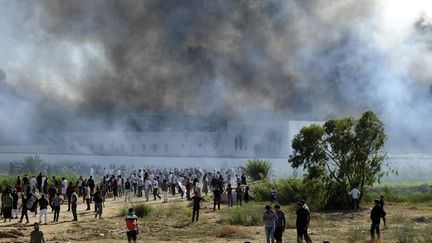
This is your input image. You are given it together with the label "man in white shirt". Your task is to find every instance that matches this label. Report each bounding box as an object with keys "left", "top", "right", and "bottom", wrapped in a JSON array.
[
  {"left": 349, "top": 187, "right": 361, "bottom": 210},
  {"left": 30, "top": 176, "right": 37, "bottom": 192},
  {"left": 61, "top": 178, "right": 68, "bottom": 198}
]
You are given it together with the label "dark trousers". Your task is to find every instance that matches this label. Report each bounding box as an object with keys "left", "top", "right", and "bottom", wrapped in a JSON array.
[
  {"left": 53, "top": 206, "right": 60, "bottom": 222},
  {"left": 86, "top": 198, "right": 91, "bottom": 210},
  {"left": 127, "top": 230, "right": 137, "bottom": 243},
  {"left": 153, "top": 188, "right": 161, "bottom": 200},
  {"left": 19, "top": 208, "right": 29, "bottom": 223},
  {"left": 72, "top": 204, "right": 77, "bottom": 220},
  {"left": 296, "top": 226, "right": 312, "bottom": 243},
  {"left": 213, "top": 198, "right": 220, "bottom": 211},
  {"left": 67, "top": 194, "right": 72, "bottom": 211},
  {"left": 352, "top": 198, "right": 359, "bottom": 210},
  {"left": 274, "top": 226, "right": 284, "bottom": 242},
  {"left": 192, "top": 208, "right": 199, "bottom": 222},
  {"left": 370, "top": 222, "right": 380, "bottom": 240},
  {"left": 171, "top": 184, "right": 176, "bottom": 195}
]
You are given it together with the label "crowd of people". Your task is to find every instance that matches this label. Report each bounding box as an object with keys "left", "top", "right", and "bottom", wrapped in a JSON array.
[{"left": 0, "top": 167, "right": 388, "bottom": 243}]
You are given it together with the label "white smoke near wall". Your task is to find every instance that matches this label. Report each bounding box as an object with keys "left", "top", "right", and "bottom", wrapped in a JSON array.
[{"left": 0, "top": 0, "right": 432, "bottom": 152}]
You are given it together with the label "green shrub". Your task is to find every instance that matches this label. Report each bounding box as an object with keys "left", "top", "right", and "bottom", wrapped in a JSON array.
[
  {"left": 241, "top": 159, "right": 271, "bottom": 181},
  {"left": 251, "top": 179, "right": 308, "bottom": 205},
  {"left": 0, "top": 175, "right": 16, "bottom": 189},
  {"left": 222, "top": 205, "right": 262, "bottom": 226},
  {"left": 132, "top": 203, "right": 152, "bottom": 218}
]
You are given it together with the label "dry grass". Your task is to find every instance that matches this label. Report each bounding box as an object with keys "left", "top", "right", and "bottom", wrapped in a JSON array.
[{"left": 215, "top": 225, "right": 248, "bottom": 238}]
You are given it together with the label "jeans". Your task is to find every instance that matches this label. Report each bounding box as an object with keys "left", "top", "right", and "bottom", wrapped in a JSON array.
[
  {"left": 265, "top": 226, "right": 275, "bottom": 243},
  {"left": 370, "top": 222, "right": 380, "bottom": 239}
]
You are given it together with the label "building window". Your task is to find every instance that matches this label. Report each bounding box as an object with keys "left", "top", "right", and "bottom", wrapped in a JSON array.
[
  {"left": 235, "top": 135, "right": 247, "bottom": 151},
  {"left": 152, "top": 144, "right": 158, "bottom": 151},
  {"left": 164, "top": 144, "right": 168, "bottom": 151},
  {"left": 142, "top": 144, "right": 146, "bottom": 151},
  {"left": 131, "top": 144, "right": 135, "bottom": 152}
]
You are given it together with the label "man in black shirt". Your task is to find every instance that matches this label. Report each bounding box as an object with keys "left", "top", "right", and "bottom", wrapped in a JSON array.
[
  {"left": 191, "top": 192, "right": 205, "bottom": 222},
  {"left": 296, "top": 201, "right": 311, "bottom": 243},
  {"left": 370, "top": 199, "right": 385, "bottom": 241}
]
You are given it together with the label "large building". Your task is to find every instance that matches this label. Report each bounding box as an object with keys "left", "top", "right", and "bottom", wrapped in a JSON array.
[{"left": 60, "top": 120, "right": 321, "bottom": 158}]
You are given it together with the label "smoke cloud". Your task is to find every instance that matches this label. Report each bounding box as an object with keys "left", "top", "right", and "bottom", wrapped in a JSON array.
[{"left": 0, "top": 0, "right": 432, "bottom": 151}]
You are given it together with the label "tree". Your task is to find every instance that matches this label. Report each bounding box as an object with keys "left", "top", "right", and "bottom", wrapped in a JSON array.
[
  {"left": 241, "top": 159, "right": 271, "bottom": 181},
  {"left": 23, "top": 154, "right": 43, "bottom": 174},
  {"left": 289, "top": 110, "right": 389, "bottom": 208}
]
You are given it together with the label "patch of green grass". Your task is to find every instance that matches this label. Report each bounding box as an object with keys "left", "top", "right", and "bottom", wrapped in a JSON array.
[
  {"left": 392, "top": 223, "right": 416, "bottom": 243},
  {"left": 221, "top": 205, "right": 262, "bottom": 226},
  {"left": 131, "top": 203, "right": 152, "bottom": 218}
]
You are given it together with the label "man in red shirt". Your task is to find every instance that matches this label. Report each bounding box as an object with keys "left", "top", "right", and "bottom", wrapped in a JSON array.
[{"left": 125, "top": 208, "right": 139, "bottom": 243}]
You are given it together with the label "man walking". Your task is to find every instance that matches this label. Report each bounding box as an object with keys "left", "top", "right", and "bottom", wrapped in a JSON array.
[
  {"left": 191, "top": 192, "right": 205, "bottom": 222},
  {"left": 71, "top": 191, "right": 78, "bottom": 221},
  {"left": 263, "top": 205, "right": 278, "bottom": 243},
  {"left": 370, "top": 199, "right": 385, "bottom": 241},
  {"left": 296, "top": 201, "right": 312, "bottom": 243},
  {"left": 274, "top": 205, "right": 286, "bottom": 243}
]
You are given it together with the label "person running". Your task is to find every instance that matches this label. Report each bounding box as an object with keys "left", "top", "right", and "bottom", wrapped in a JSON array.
[
  {"left": 349, "top": 186, "right": 361, "bottom": 210},
  {"left": 370, "top": 199, "right": 385, "bottom": 241},
  {"left": 30, "top": 222, "right": 45, "bottom": 243},
  {"left": 125, "top": 208, "right": 139, "bottom": 243},
  {"left": 191, "top": 192, "right": 205, "bottom": 222},
  {"left": 52, "top": 193, "right": 64, "bottom": 222},
  {"left": 19, "top": 193, "right": 29, "bottom": 224},
  {"left": 296, "top": 201, "right": 311, "bottom": 243},
  {"left": 71, "top": 191, "right": 78, "bottom": 221},
  {"left": 274, "top": 205, "right": 286, "bottom": 243},
  {"left": 263, "top": 205, "right": 278, "bottom": 243},
  {"left": 152, "top": 178, "right": 161, "bottom": 201},
  {"left": 38, "top": 194, "right": 49, "bottom": 225}
]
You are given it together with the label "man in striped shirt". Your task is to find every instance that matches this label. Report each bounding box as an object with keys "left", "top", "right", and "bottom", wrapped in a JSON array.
[{"left": 125, "top": 208, "right": 139, "bottom": 243}]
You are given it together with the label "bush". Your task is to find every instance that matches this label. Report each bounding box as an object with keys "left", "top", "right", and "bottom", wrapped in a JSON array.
[
  {"left": 241, "top": 159, "right": 271, "bottom": 181},
  {"left": 222, "top": 205, "right": 262, "bottom": 226},
  {"left": 215, "top": 226, "right": 248, "bottom": 238},
  {"left": 132, "top": 203, "right": 152, "bottom": 218},
  {"left": 251, "top": 179, "right": 307, "bottom": 205}
]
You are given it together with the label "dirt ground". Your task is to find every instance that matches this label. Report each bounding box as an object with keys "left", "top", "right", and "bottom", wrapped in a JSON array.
[{"left": 1, "top": 194, "right": 432, "bottom": 243}]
